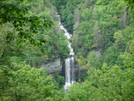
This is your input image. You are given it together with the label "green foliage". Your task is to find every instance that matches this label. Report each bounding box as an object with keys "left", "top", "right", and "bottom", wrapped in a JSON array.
[
  {"left": 53, "top": 0, "right": 83, "bottom": 33},
  {"left": 0, "top": 1, "right": 69, "bottom": 100},
  {"left": 54, "top": 0, "right": 134, "bottom": 100},
  {"left": 0, "top": 0, "right": 53, "bottom": 47},
  {"left": 55, "top": 0, "right": 134, "bottom": 68},
  {"left": 0, "top": 62, "right": 56, "bottom": 101},
  {"left": 0, "top": 0, "right": 69, "bottom": 68},
  {"left": 64, "top": 64, "right": 134, "bottom": 101},
  {"left": 81, "top": 8, "right": 91, "bottom": 21},
  {"left": 1, "top": 0, "right": 134, "bottom": 100},
  {"left": 87, "top": 51, "right": 101, "bottom": 68},
  {"left": 53, "top": 72, "right": 64, "bottom": 89}
]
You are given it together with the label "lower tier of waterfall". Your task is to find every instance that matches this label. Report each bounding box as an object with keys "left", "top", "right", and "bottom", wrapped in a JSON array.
[{"left": 64, "top": 57, "right": 75, "bottom": 91}]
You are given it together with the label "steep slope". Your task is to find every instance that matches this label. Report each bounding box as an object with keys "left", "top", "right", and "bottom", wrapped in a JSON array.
[
  {"left": 52, "top": 0, "right": 134, "bottom": 100},
  {"left": 53, "top": 0, "right": 134, "bottom": 68}
]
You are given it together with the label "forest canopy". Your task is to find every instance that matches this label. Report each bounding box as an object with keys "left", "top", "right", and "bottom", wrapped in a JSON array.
[
  {"left": 0, "top": 0, "right": 134, "bottom": 101},
  {"left": 53, "top": 0, "right": 134, "bottom": 100}
]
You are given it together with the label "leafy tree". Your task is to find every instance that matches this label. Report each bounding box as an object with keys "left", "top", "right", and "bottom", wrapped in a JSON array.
[
  {"left": 0, "top": 0, "right": 54, "bottom": 66},
  {"left": 0, "top": 0, "right": 53, "bottom": 46},
  {"left": 81, "top": 8, "right": 91, "bottom": 21},
  {"left": 53, "top": 72, "right": 64, "bottom": 89},
  {"left": 87, "top": 51, "right": 101, "bottom": 68},
  {"left": 54, "top": 0, "right": 134, "bottom": 101},
  {"left": 0, "top": 62, "right": 56, "bottom": 101},
  {"left": 63, "top": 63, "right": 134, "bottom": 101}
]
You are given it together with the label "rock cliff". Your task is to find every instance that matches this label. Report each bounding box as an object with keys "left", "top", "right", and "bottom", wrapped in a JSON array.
[{"left": 41, "top": 58, "right": 62, "bottom": 73}]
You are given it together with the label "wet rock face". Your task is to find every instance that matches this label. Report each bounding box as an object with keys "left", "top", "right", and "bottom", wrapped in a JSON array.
[
  {"left": 41, "top": 58, "right": 62, "bottom": 73},
  {"left": 60, "top": 62, "right": 65, "bottom": 77}
]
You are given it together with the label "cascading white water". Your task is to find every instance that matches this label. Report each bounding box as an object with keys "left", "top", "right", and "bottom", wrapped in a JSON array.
[
  {"left": 64, "top": 58, "right": 71, "bottom": 90},
  {"left": 58, "top": 15, "right": 75, "bottom": 91},
  {"left": 70, "top": 57, "right": 75, "bottom": 84}
]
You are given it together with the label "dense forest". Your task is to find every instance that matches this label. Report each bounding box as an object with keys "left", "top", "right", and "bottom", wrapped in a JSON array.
[{"left": 0, "top": 0, "right": 134, "bottom": 101}]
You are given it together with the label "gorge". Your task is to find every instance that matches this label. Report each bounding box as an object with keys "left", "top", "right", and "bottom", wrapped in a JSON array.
[{"left": 1, "top": 0, "right": 134, "bottom": 100}]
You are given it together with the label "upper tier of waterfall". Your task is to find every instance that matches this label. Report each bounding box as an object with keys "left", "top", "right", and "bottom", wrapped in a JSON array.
[{"left": 58, "top": 15, "right": 74, "bottom": 56}]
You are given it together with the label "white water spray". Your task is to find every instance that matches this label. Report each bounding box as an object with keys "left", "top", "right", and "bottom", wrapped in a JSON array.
[{"left": 58, "top": 15, "right": 75, "bottom": 91}]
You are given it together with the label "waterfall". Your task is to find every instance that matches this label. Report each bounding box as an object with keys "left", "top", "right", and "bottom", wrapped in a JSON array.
[{"left": 58, "top": 15, "right": 75, "bottom": 91}]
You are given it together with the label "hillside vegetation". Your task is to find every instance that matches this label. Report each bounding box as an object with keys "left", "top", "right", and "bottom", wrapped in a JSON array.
[
  {"left": 0, "top": 0, "right": 134, "bottom": 100},
  {"left": 53, "top": 0, "right": 134, "bottom": 100}
]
